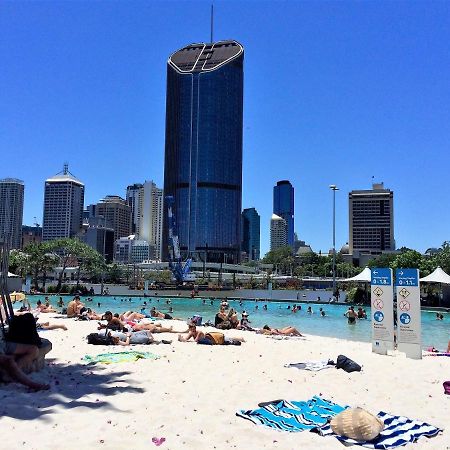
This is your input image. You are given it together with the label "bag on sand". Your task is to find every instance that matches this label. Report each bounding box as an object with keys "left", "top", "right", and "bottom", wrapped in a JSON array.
[
  {"left": 6, "top": 313, "right": 42, "bottom": 347},
  {"left": 336, "top": 355, "right": 361, "bottom": 373},
  {"left": 87, "top": 333, "right": 113, "bottom": 345},
  {"left": 205, "top": 332, "right": 225, "bottom": 345},
  {"left": 444, "top": 381, "right": 450, "bottom": 395}
]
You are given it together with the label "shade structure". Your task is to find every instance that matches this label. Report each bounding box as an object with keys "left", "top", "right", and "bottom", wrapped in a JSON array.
[
  {"left": 342, "top": 267, "right": 371, "bottom": 283},
  {"left": 419, "top": 266, "right": 450, "bottom": 284},
  {"left": 7, "top": 272, "right": 19, "bottom": 277}
]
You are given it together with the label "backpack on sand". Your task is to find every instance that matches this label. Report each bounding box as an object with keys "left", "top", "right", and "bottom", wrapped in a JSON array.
[
  {"left": 87, "top": 333, "right": 113, "bottom": 345},
  {"left": 336, "top": 354, "right": 362, "bottom": 373}
]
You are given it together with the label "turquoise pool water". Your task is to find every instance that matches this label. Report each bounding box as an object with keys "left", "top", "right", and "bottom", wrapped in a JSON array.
[{"left": 30, "top": 295, "right": 449, "bottom": 350}]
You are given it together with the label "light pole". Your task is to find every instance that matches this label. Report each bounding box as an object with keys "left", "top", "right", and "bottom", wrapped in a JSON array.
[{"left": 329, "top": 184, "right": 339, "bottom": 298}]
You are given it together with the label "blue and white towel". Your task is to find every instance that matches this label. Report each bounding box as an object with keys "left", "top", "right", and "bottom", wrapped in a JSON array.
[
  {"left": 318, "top": 411, "right": 442, "bottom": 448},
  {"left": 284, "top": 360, "right": 332, "bottom": 371},
  {"left": 236, "top": 396, "right": 347, "bottom": 432}
]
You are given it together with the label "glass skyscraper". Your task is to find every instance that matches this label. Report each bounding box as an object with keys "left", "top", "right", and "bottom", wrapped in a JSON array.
[
  {"left": 163, "top": 40, "right": 244, "bottom": 264},
  {"left": 241, "top": 207, "right": 260, "bottom": 261},
  {"left": 273, "top": 180, "right": 294, "bottom": 248}
]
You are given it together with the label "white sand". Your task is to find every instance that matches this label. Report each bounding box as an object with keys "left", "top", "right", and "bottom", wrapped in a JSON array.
[{"left": 0, "top": 316, "right": 448, "bottom": 450}]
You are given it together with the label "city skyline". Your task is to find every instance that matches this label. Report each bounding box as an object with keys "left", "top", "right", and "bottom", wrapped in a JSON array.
[{"left": 2, "top": 2, "right": 450, "bottom": 255}]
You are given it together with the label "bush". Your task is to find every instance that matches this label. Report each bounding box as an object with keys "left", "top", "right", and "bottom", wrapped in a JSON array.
[
  {"left": 69, "top": 284, "right": 89, "bottom": 295},
  {"left": 346, "top": 286, "right": 367, "bottom": 304}
]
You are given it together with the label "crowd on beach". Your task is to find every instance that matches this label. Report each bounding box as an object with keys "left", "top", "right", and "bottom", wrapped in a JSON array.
[{"left": 1, "top": 292, "right": 449, "bottom": 394}]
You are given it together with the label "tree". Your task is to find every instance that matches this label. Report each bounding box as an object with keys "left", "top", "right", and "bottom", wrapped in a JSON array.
[{"left": 20, "top": 242, "right": 58, "bottom": 290}]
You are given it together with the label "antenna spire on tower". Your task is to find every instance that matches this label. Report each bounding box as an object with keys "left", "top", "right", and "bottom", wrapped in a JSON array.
[
  {"left": 63, "top": 162, "right": 69, "bottom": 175},
  {"left": 210, "top": 3, "right": 214, "bottom": 43}
]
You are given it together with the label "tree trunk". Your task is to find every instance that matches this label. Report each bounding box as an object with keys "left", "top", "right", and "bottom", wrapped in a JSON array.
[{"left": 56, "top": 256, "right": 69, "bottom": 292}]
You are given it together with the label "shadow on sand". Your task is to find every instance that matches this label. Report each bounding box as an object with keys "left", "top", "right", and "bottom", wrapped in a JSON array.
[{"left": 0, "top": 358, "right": 145, "bottom": 420}]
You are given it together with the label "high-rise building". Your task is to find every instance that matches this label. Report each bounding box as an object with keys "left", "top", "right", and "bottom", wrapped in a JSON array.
[
  {"left": 349, "top": 183, "right": 395, "bottom": 254},
  {"left": 42, "top": 166, "right": 84, "bottom": 241},
  {"left": 126, "top": 183, "right": 143, "bottom": 235},
  {"left": 241, "top": 208, "right": 260, "bottom": 261},
  {"left": 270, "top": 214, "right": 287, "bottom": 251},
  {"left": 96, "top": 196, "right": 131, "bottom": 242},
  {"left": 273, "top": 180, "right": 294, "bottom": 248},
  {"left": 114, "top": 235, "right": 151, "bottom": 264},
  {"left": 0, "top": 178, "right": 24, "bottom": 249},
  {"left": 163, "top": 40, "right": 244, "bottom": 264}
]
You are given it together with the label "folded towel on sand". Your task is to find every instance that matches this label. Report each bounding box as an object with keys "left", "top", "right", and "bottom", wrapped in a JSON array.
[
  {"left": 236, "top": 396, "right": 347, "bottom": 432},
  {"left": 83, "top": 351, "right": 160, "bottom": 364},
  {"left": 284, "top": 361, "right": 332, "bottom": 371},
  {"left": 317, "top": 411, "right": 442, "bottom": 448},
  {"left": 424, "top": 353, "right": 450, "bottom": 357}
]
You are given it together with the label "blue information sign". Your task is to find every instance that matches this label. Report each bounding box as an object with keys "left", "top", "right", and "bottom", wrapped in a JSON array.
[
  {"left": 395, "top": 269, "right": 419, "bottom": 287},
  {"left": 371, "top": 268, "right": 392, "bottom": 286}
]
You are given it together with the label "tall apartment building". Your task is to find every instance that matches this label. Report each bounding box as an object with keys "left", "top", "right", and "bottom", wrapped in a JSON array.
[
  {"left": 0, "top": 178, "right": 24, "bottom": 249},
  {"left": 96, "top": 196, "right": 131, "bottom": 242},
  {"left": 273, "top": 180, "right": 294, "bottom": 248},
  {"left": 126, "top": 183, "right": 143, "bottom": 235},
  {"left": 349, "top": 183, "right": 395, "bottom": 254},
  {"left": 125, "top": 182, "right": 163, "bottom": 261},
  {"left": 241, "top": 207, "right": 260, "bottom": 260},
  {"left": 270, "top": 214, "right": 287, "bottom": 251},
  {"left": 42, "top": 166, "right": 84, "bottom": 241},
  {"left": 78, "top": 217, "right": 115, "bottom": 262},
  {"left": 163, "top": 40, "right": 244, "bottom": 264}
]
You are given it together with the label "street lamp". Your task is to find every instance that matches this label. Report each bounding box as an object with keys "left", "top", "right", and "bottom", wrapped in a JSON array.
[{"left": 329, "top": 184, "right": 339, "bottom": 298}]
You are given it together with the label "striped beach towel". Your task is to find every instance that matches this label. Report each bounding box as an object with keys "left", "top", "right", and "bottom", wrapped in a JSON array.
[
  {"left": 318, "top": 411, "right": 442, "bottom": 448},
  {"left": 236, "top": 396, "right": 347, "bottom": 432}
]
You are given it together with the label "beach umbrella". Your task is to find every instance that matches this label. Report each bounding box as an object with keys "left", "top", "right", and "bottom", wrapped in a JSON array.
[{"left": 9, "top": 291, "right": 26, "bottom": 303}]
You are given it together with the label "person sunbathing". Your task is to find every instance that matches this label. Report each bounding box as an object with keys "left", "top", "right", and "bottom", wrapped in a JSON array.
[
  {"left": 0, "top": 354, "right": 49, "bottom": 391},
  {"left": 109, "top": 330, "right": 171, "bottom": 346},
  {"left": 99, "top": 311, "right": 175, "bottom": 334},
  {"left": 120, "top": 311, "right": 146, "bottom": 321},
  {"left": 261, "top": 325, "right": 303, "bottom": 337},
  {"left": 36, "top": 321, "right": 67, "bottom": 331},
  {"left": 178, "top": 321, "right": 205, "bottom": 342},
  {"left": 150, "top": 307, "right": 178, "bottom": 320},
  {"left": 36, "top": 300, "right": 56, "bottom": 313}
]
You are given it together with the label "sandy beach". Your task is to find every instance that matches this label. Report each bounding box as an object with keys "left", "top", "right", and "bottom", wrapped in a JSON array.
[{"left": 0, "top": 315, "right": 448, "bottom": 450}]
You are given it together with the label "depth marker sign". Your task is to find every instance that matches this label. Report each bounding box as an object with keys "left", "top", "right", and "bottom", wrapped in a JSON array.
[
  {"left": 371, "top": 268, "right": 394, "bottom": 354},
  {"left": 395, "top": 269, "right": 421, "bottom": 359}
]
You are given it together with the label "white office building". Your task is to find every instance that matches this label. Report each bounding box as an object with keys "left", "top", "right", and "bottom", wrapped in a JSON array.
[{"left": 270, "top": 214, "right": 287, "bottom": 251}]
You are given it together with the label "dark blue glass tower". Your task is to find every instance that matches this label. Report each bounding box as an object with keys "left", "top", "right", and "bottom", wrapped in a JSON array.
[
  {"left": 241, "top": 207, "right": 260, "bottom": 261},
  {"left": 273, "top": 180, "right": 294, "bottom": 248},
  {"left": 163, "top": 41, "right": 244, "bottom": 263}
]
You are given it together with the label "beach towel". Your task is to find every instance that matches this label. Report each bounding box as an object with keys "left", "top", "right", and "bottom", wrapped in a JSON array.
[
  {"left": 236, "top": 396, "right": 347, "bottom": 432},
  {"left": 424, "top": 353, "right": 450, "bottom": 357},
  {"left": 284, "top": 360, "right": 332, "bottom": 371},
  {"left": 318, "top": 411, "right": 442, "bottom": 448},
  {"left": 83, "top": 351, "right": 160, "bottom": 364}
]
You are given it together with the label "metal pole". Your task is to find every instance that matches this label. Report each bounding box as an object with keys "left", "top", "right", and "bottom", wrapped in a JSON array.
[{"left": 329, "top": 185, "right": 339, "bottom": 298}]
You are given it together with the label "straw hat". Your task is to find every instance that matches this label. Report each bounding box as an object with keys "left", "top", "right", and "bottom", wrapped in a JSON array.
[{"left": 330, "top": 408, "right": 384, "bottom": 441}]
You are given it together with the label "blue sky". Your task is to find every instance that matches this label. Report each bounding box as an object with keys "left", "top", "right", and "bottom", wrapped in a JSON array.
[{"left": 1, "top": 1, "right": 449, "bottom": 256}]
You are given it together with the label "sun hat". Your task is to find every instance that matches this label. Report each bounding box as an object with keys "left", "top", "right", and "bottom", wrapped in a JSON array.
[
  {"left": 330, "top": 407, "right": 384, "bottom": 442},
  {"left": 242, "top": 312, "right": 249, "bottom": 316}
]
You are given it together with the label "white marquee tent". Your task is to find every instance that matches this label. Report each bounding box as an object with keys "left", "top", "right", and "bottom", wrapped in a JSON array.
[
  {"left": 419, "top": 266, "right": 450, "bottom": 284},
  {"left": 342, "top": 267, "right": 371, "bottom": 283}
]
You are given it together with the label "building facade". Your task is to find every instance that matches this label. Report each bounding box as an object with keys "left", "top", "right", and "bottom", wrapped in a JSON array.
[
  {"left": 349, "top": 183, "right": 395, "bottom": 254},
  {"left": 0, "top": 178, "right": 24, "bottom": 249},
  {"left": 273, "top": 180, "right": 294, "bottom": 248},
  {"left": 241, "top": 207, "right": 260, "bottom": 260},
  {"left": 96, "top": 196, "right": 131, "bottom": 242},
  {"left": 22, "top": 225, "right": 42, "bottom": 248},
  {"left": 114, "top": 235, "right": 151, "bottom": 264},
  {"left": 270, "top": 214, "right": 288, "bottom": 251},
  {"left": 78, "top": 217, "right": 115, "bottom": 262},
  {"left": 42, "top": 166, "right": 84, "bottom": 241},
  {"left": 163, "top": 40, "right": 244, "bottom": 264},
  {"left": 126, "top": 183, "right": 143, "bottom": 235}
]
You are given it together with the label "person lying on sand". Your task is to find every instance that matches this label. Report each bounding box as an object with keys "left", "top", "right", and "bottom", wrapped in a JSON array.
[
  {"left": 150, "top": 307, "right": 181, "bottom": 320},
  {"left": 109, "top": 330, "right": 171, "bottom": 346},
  {"left": 98, "top": 311, "right": 176, "bottom": 334},
  {"left": 197, "top": 331, "right": 245, "bottom": 346},
  {"left": 0, "top": 354, "right": 49, "bottom": 391},
  {"left": 260, "top": 325, "right": 303, "bottom": 337},
  {"left": 37, "top": 321, "right": 67, "bottom": 331},
  {"left": 178, "top": 321, "right": 205, "bottom": 342},
  {"left": 120, "top": 311, "right": 146, "bottom": 321}
]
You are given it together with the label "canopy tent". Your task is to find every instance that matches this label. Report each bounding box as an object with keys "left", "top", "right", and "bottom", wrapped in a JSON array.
[
  {"left": 419, "top": 266, "right": 450, "bottom": 284},
  {"left": 7, "top": 272, "right": 19, "bottom": 278},
  {"left": 341, "top": 267, "right": 371, "bottom": 283}
]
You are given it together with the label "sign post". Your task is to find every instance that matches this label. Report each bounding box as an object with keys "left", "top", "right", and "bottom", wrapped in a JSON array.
[
  {"left": 371, "top": 268, "right": 395, "bottom": 354},
  {"left": 395, "top": 268, "right": 422, "bottom": 359}
]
